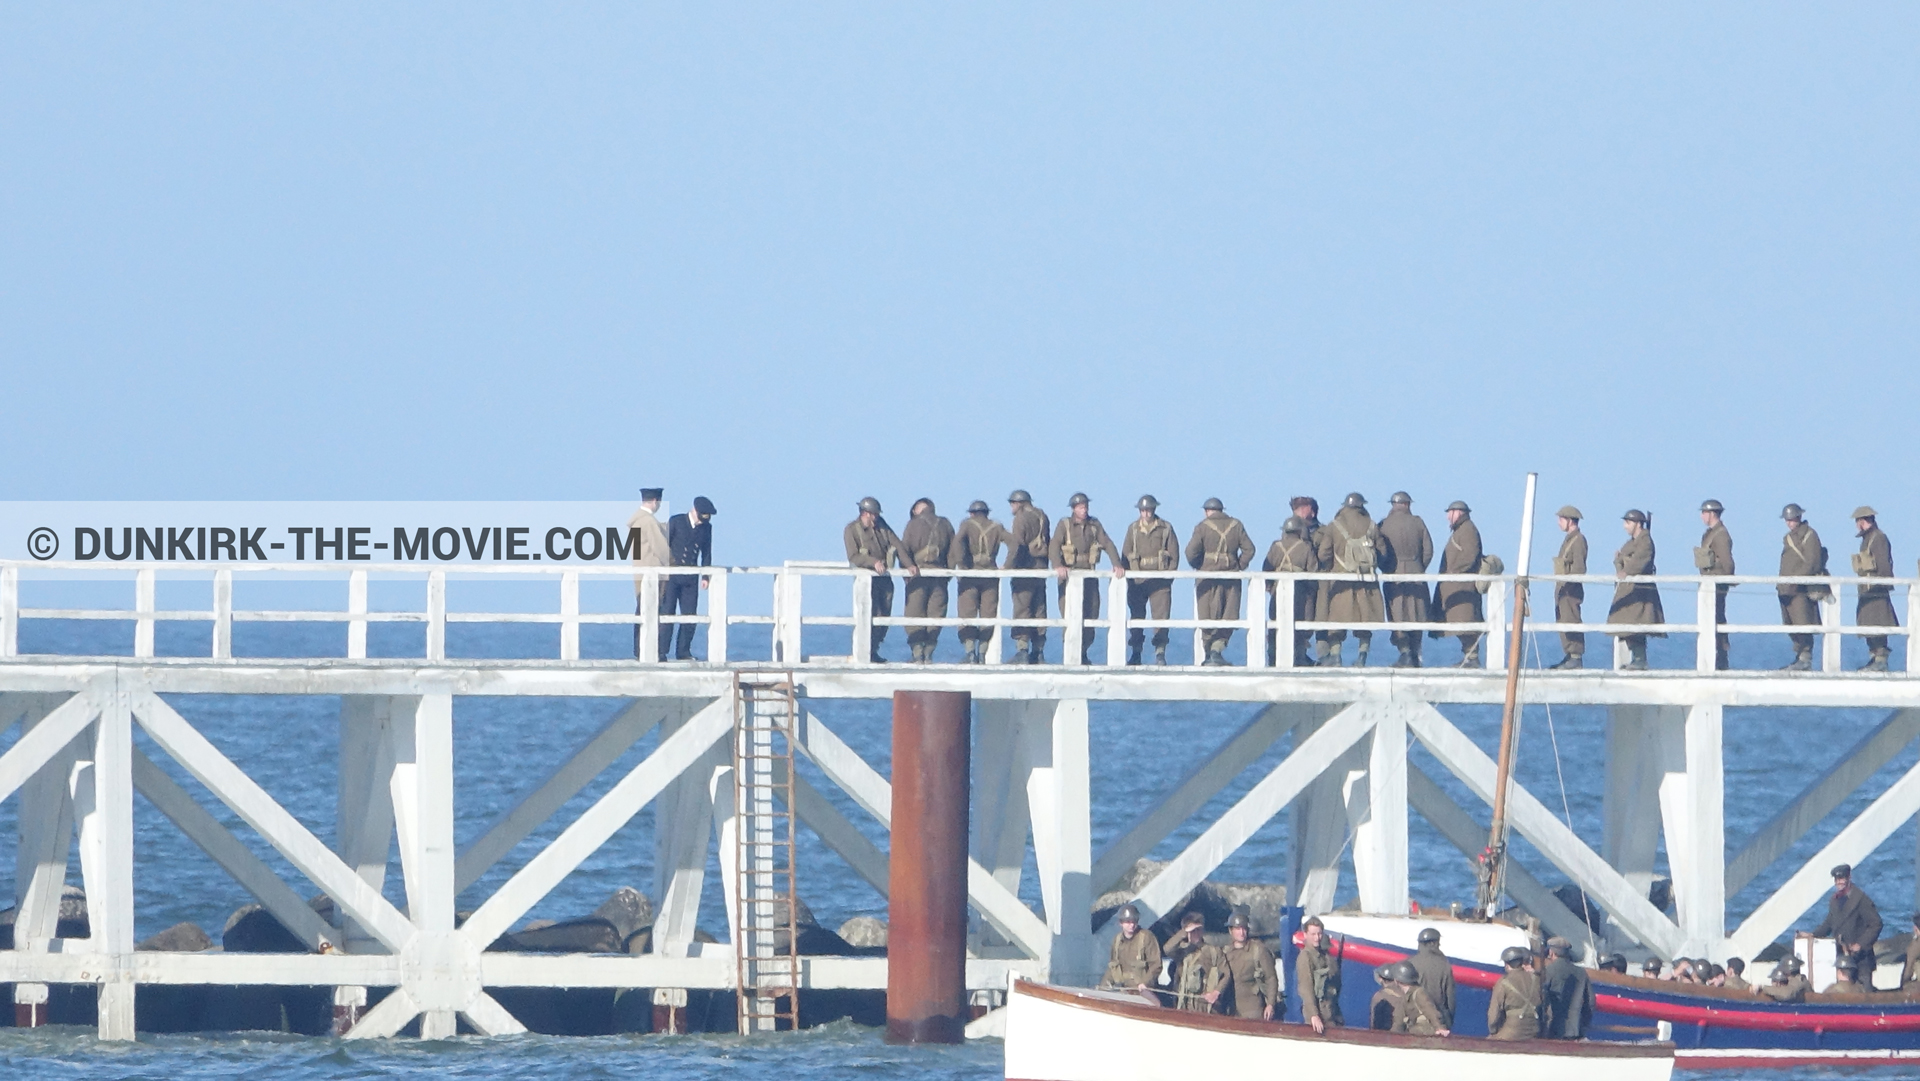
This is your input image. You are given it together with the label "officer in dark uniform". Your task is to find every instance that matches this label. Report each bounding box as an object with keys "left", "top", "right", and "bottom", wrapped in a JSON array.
[
  {"left": 1807, "top": 863, "right": 1883, "bottom": 983},
  {"left": 661, "top": 496, "right": 715, "bottom": 661},
  {"left": 1541, "top": 936, "right": 1595, "bottom": 1038}
]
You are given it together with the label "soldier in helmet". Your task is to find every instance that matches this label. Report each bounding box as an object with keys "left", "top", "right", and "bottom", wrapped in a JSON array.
[
  {"left": 1487, "top": 946, "right": 1543, "bottom": 1039},
  {"left": 1051, "top": 493, "right": 1124, "bottom": 665},
  {"left": 843, "top": 498, "right": 918, "bottom": 663},
  {"left": 1122, "top": 495, "right": 1180, "bottom": 666},
  {"left": 1295, "top": 915, "right": 1343, "bottom": 1032},
  {"left": 1315, "top": 493, "right": 1384, "bottom": 667},
  {"left": 1824, "top": 953, "right": 1873, "bottom": 998},
  {"left": 1291, "top": 496, "right": 1328, "bottom": 656},
  {"left": 1434, "top": 500, "right": 1487, "bottom": 667},
  {"left": 1777, "top": 504, "right": 1825, "bottom": 672},
  {"left": 1006, "top": 491, "right": 1052, "bottom": 664},
  {"left": 1163, "top": 912, "right": 1228, "bottom": 1012},
  {"left": 953, "top": 500, "right": 1011, "bottom": 664},
  {"left": 1392, "top": 961, "right": 1450, "bottom": 1036},
  {"left": 1219, "top": 911, "right": 1280, "bottom": 1020},
  {"left": 1409, "top": 926, "right": 1456, "bottom": 1030},
  {"left": 1186, "top": 498, "right": 1255, "bottom": 666},
  {"left": 1852, "top": 507, "right": 1898, "bottom": 672},
  {"left": 1369, "top": 964, "right": 1403, "bottom": 1030},
  {"left": 1263, "top": 515, "right": 1319, "bottom": 666},
  {"left": 1541, "top": 936, "right": 1595, "bottom": 1039},
  {"left": 1696, "top": 499, "right": 1736, "bottom": 670},
  {"left": 1377, "top": 492, "right": 1435, "bottom": 668},
  {"left": 1550, "top": 506, "right": 1589, "bottom": 669},
  {"left": 1609, "top": 509, "right": 1664, "bottom": 671},
  {"left": 901, "top": 498, "right": 955, "bottom": 663},
  {"left": 1101, "top": 902, "right": 1164, "bottom": 998}
]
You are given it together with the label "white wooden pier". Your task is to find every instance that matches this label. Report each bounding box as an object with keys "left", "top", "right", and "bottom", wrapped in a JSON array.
[{"left": 0, "top": 558, "right": 1915, "bottom": 1039}]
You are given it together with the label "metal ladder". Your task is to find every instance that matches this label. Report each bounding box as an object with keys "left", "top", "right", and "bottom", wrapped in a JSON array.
[{"left": 732, "top": 674, "right": 801, "bottom": 1033}]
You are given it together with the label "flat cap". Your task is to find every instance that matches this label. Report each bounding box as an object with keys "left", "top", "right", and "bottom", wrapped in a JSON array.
[
  {"left": 1390, "top": 491, "right": 1412, "bottom": 505},
  {"left": 1853, "top": 506, "right": 1878, "bottom": 520},
  {"left": 1008, "top": 489, "right": 1031, "bottom": 503},
  {"left": 693, "top": 496, "right": 717, "bottom": 516},
  {"left": 857, "top": 496, "right": 882, "bottom": 514},
  {"left": 1832, "top": 863, "right": 1853, "bottom": 879},
  {"left": 1068, "top": 492, "right": 1089, "bottom": 508},
  {"left": 639, "top": 487, "right": 664, "bottom": 501},
  {"left": 1546, "top": 936, "right": 1571, "bottom": 951},
  {"left": 1700, "top": 499, "right": 1724, "bottom": 514},
  {"left": 1781, "top": 503, "right": 1805, "bottom": 521},
  {"left": 1446, "top": 500, "right": 1471, "bottom": 513},
  {"left": 1623, "top": 509, "right": 1649, "bottom": 524},
  {"left": 1136, "top": 494, "right": 1159, "bottom": 511},
  {"left": 1203, "top": 497, "right": 1225, "bottom": 511},
  {"left": 968, "top": 500, "right": 990, "bottom": 514},
  {"left": 1557, "top": 505, "right": 1582, "bottom": 520}
]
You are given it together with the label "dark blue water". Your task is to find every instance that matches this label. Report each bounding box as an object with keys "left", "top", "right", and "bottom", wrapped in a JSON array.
[{"left": 4, "top": 593, "right": 1917, "bottom": 1078}]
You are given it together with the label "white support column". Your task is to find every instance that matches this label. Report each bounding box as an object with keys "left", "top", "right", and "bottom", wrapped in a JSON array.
[
  {"left": 1062, "top": 573, "right": 1085, "bottom": 666},
  {"left": 134, "top": 568, "right": 155, "bottom": 658},
  {"left": 1105, "top": 576, "right": 1129, "bottom": 667},
  {"left": 558, "top": 571, "right": 579, "bottom": 661},
  {"left": 1027, "top": 700, "right": 1093, "bottom": 985},
  {"left": 653, "top": 701, "right": 726, "bottom": 957},
  {"left": 0, "top": 563, "right": 17, "bottom": 657},
  {"left": 971, "top": 701, "right": 1034, "bottom": 948},
  {"left": 1670, "top": 704, "right": 1725, "bottom": 955},
  {"left": 1821, "top": 590, "right": 1842, "bottom": 672},
  {"left": 1908, "top": 584, "right": 1919, "bottom": 674},
  {"left": 639, "top": 569, "right": 662, "bottom": 665},
  {"left": 1190, "top": 580, "right": 1206, "bottom": 667},
  {"left": 1353, "top": 698, "right": 1409, "bottom": 914},
  {"left": 710, "top": 764, "right": 739, "bottom": 948},
  {"left": 1292, "top": 730, "right": 1368, "bottom": 916},
  {"left": 773, "top": 569, "right": 802, "bottom": 664},
  {"left": 426, "top": 571, "right": 446, "bottom": 661},
  {"left": 392, "top": 694, "right": 476, "bottom": 1039},
  {"left": 81, "top": 687, "right": 136, "bottom": 1040},
  {"left": 16, "top": 695, "right": 83, "bottom": 1024},
  {"left": 348, "top": 570, "right": 369, "bottom": 660},
  {"left": 211, "top": 569, "right": 233, "bottom": 659},
  {"left": 852, "top": 572, "right": 874, "bottom": 664},
  {"left": 705, "top": 569, "right": 728, "bottom": 664},
  {"left": 1695, "top": 580, "right": 1717, "bottom": 673},
  {"left": 1274, "top": 578, "right": 1297, "bottom": 670},
  {"left": 1486, "top": 579, "right": 1508, "bottom": 673},
  {"left": 337, "top": 696, "right": 407, "bottom": 952},
  {"left": 1603, "top": 707, "right": 1664, "bottom": 910},
  {"left": 1245, "top": 572, "right": 1268, "bottom": 670},
  {"left": 983, "top": 579, "right": 1004, "bottom": 665}
]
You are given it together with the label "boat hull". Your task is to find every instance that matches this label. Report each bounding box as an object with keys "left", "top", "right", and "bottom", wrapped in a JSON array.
[{"left": 1003, "top": 979, "right": 1672, "bottom": 1081}]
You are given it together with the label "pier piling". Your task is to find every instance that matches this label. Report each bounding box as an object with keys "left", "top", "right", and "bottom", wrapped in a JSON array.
[{"left": 886, "top": 690, "right": 971, "bottom": 1044}]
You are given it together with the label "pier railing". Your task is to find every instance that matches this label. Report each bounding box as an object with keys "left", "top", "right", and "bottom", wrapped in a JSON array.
[{"left": 1, "top": 560, "right": 1913, "bottom": 672}]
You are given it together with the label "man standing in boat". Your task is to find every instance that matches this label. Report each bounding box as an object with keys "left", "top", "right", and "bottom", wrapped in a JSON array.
[
  {"left": 1408, "top": 927, "right": 1456, "bottom": 1030},
  {"left": 1100, "top": 904, "right": 1163, "bottom": 1002},
  {"left": 1164, "top": 912, "right": 1227, "bottom": 1013},
  {"left": 1608, "top": 509, "right": 1663, "bottom": 671},
  {"left": 1549, "top": 506, "right": 1588, "bottom": 669},
  {"left": 1219, "top": 912, "right": 1280, "bottom": 1021},
  {"left": 1540, "top": 937, "right": 1595, "bottom": 1039},
  {"left": 1806, "top": 863, "right": 1882, "bottom": 982},
  {"left": 1390, "top": 962, "right": 1449, "bottom": 1036},
  {"left": 1487, "top": 946, "right": 1543, "bottom": 1040},
  {"left": 1295, "top": 916, "right": 1343, "bottom": 1032}
]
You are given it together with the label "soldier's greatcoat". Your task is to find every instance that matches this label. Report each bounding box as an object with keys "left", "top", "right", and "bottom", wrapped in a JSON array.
[
  {"left": 1778, "top": 521, "right": 1825, "bottom": 649},
  {"left": 1608, "top": 530, "right": 1666, "bottom": 634},
  {"left": 1434, "top": 516, "right": 1484, "bottom": 633},
  {"left": 1542, "top": 955, "right": 1595, "bottom": 1039},
  {"left": 1315, "top": 507, "right": 1384, "bottom": 625},
  {"left": 1856, "top": 526, "right": 1899, "bottom": 628},
  {"left": 1554, "top": 528, "right": 1589, "bottom": 657},
  {"left": 845, "top": 516, "right": 915, "bottom": 649},
  {"left": 1187, "top": 515, "right": 1255, "bottom": 646},
  {"left": 1377, "top": 507, "right": 1434, "bottom": 623},
  {"left": 1409, "top": 942, "right": 1456, "bottom": 1028},
  {"left": 954, "top": 514, "right": 1011, "bottom": 643},
  {"left": 1007, "top": 505, "right": 1052, "bottom": 646},
  {"left": 902, "top": 510, "right": 955, "bottom": 648},
  {"left": 1812, "top": 884, "right": 1883, "bottom": 956}
]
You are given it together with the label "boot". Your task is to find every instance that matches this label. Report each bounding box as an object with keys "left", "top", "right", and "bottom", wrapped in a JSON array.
[
  {"left": 1549, "top": 654, "right": 1582, "bottom": 670},
  {"left": 1154, "top": 644, "right": 1168, "bottom": 666},
  {"left": 1204, "top": 641, "right": 1228, "bottom": 666},
  {"left": 1317, "top": 644, "right": 1341, "bottom": 667},
  {"left": 1406, "top": 642, "right": 1422, "bottom": 669},
  {"left": 1031, "top": 633, "right": 1048, "bottom": 665},
  {"left": 1624, "top": 642, "right": 1648, "bottom": 671},
  {"left": 1863, "top": 651, "right": 1891, "bottom": 673},
  {"left": 1354, "top": 640, "right": 1370, "bottom": 668},
  {"left": 1080, "top": 646, "right": 1095, "bottom": 666},
  {"left": 870, "top": 647, "right": 888, "bottom": 664},
  {"left": 1011, "top": 642, "right": 1030, "bottom": 666},
  {"left": 1127, "top": 643, "right": 1143, "bottom": 667},
  {"left": 1456, "top": 644, "right": 1481, "bottom": 669},
  {"left": 1715, "top": 649, "right": 1730, "bottom": 672},
  {"left": 1783, "top": 649, "right": 1812, "bottom": 672}
]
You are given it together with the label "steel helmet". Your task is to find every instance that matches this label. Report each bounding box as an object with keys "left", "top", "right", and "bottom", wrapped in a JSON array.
[
  {"left": 1390, "top": 491, "right": 1412, "bottom": 506},
  {"left": 1009, "top": 489, "right": 1032, "bottom": 504},
  {"left": 1392, "top": 961, "right": 1420, "bottom": 985},
  {"left": 1203, "top": 497, "right": 1225, "bottom": 512},
  {"left": 968, "top": 500, "right": 990, "bottom": 515},
  {"left": 1343, "top": 492, "right": 1366, "bottom": 509},
  {"left": 1416, "top": 927, "right": 1441, "bottom": 945},
  {"left": 1282, "top": 516, "right": 1306, "bottom": 535},
  {"left": 1116, "top": 903, "right": 1141, "bottom": 923},
  {"left": 1374, "top": 963, "right": 1394, "bottom": 983},
  {"left": 1068, "top": 492, "right": 1090, "bottom": 508},
  {"left": 1500, "top": 946, "right": 1530, "bottom": 966},
  {"left": 1225, "top": 912, "right": 1250, "bottom": 930},
  {"left": 1136, "top": 494, "right": 1159, "bottom": 511},
  {"left": 858, "top": 497, "right": 882, "bottom": 514},
  {"left": 1700, "top": 499, "right": 1724, "bottom": 514},
  {"left": 1780, "top": 503, "right": 1804, "bottom": 521}
]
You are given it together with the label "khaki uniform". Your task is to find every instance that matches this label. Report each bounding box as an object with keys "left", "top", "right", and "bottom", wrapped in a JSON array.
[
  {"left": 1220, "top": 938, "right": 1281, "bottom": 1019},
  {"left": 1435, "top": 516, "right": 1485, "bottom": 662},
  {"left": 1697, "top": 522, "right": 1735, "bottom": 668},
  {"left": 1410, "top": 943, "right": 1456, "bottom": 1028},
  {"left": 628, "top": 507, "right": 670, "bottom": 658},
  {"left": 1723, "top": 971, "right": 1751, "bottom": 993},
  {"left": 1008, "top": 505, "right": 1052, "bottom": 657},
  {"left": 954, "top": 516, "right": 1011, "bottom": 648},
  {"left": 1378, "top": 507, "right": 1435, "bottom": 660},
  {"left": 1295, "top": 942, "right": 1343, "bottom": 1027},
  {"left": 1397, "top": 984, "right": 1448, "bottom": 1036},
  {"left": 1165, "top": 934, "right": 1229, "bottom": 1013},
  {"left": 1369, "top": 985, "right": 1404, "bottom": 1031},
  {"left": 1186, "top": 516, "right": 1255, "bottom": 655},
  {"left": 1609, "top": 531, "right": 1665, "bottom": 640},
  {"left": 1812, "top": 883, "right": 1883, "bottom": 981},
  {"left": 1778, "top": 522, "right": 1825, "bottom": 655},
  {"left": 1486, "top": 968, "right": 1543, "bottom": 1040},
  {"left": 1102, "top": 928, "right": 1164, "bottom": 991},
  {"left": 902, "top": 511, "right": 956, "bottom": 653},
  {"left": 1762, "top": 974, "right": 1809, "bottom": 1002},
  {"left": 1856, "top": 526, "right": 1898, "bottom": 659},
  {"left": 1051, "top": 517, "right": 1123, "bottom": 655},
  {"left": 1554, "top": 529, "right": 1589, "bottom": 660},
  {"left": 844, "top": 518, "right": 916, "bottom": 653},
  {"left": 1122, "top": 517, "right": 1181, "bottom": 655},
  {"left": 1315, "top": 507, "right": 1384, "bottom": 654},
  {"left": 1901, "top": 934, "right": 1920, "bottom": 991},
  {"left": 1542, "top": 955, "right": 1595, "bottom": 1038},
  {"left": 1824, "top": 979, "right": 1873, "bottom": 999},
  {"left": 1263, "top": 533, "right": 1318, "bottom": 665}
]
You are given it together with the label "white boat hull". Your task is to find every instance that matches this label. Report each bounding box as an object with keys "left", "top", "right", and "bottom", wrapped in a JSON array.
[{"left": 1004, "top": 980, "right": 1673, "bottom": 1081}]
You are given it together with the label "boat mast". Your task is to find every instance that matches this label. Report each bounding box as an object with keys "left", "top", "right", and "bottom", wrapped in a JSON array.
[{"left": 1478, "top": 472, "right": 1538, "bottom": 917}]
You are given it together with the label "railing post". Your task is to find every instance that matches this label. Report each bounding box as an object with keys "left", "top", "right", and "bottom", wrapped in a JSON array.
[
  {"left": 773, "top": 569, "right": 802, "bottom": 664},
  {"left": 706, "top": 570, "right": 728, "bottom": 665},
  {"left": 982, "top": 577, "right": 1003, "bottom": 665},
  {"left": 853, "top": 571, "right": 874, "bottom": 664},
  {"left": 1907, "top": 582, "right": 1918, "bottom": 674},
  {"left": 1, "top": 564, "right": 17, "bottom": 658},
  {"left": 1191, "top": 578, "right": 1207, "bottom": 667},
  {"left": 639, "top": 570, "right": 661, "bottom": 664},
  {"left": 1486, "top": 578, "right": 1508, "bottom": 673},
  {"left": 1274, "top": 577, "right": 1296, "bottom": 670},
  {"left": 1821, "top": 588, "right": 1842, "bottom": 673},
  {"left": 1105, "top": 574, "right": 1128, "bottom": 667},
  {"left": 134, "top": 568, "right": 155, "bottom": 658},
  {"left": 1063, "top": 573, "right": 1085, "bottom": 665},
  {"left": 558, "top": 571, "right": 579, "bottom": 661},
  {"left": 211, "top": 569, "right": 232, "bottom": 660},
  {"left": 1245, "top": 572, "right": 1268, "bottom": 670},
  {"left": 1694, "top": 578, "right": 1716, "bottom": 673},
  {"left": 426, "top": 570, "right": 446, "bottom": 661},
  {"left": 348, "top": 570, "right": 369, "bottom": 660}
]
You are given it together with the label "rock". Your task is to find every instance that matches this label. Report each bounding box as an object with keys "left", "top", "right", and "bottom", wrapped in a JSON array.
[
  {"left": 494, "top": 916, "right": 624, "bottom": 953},
  {"left": 1091, "top": 859, "right": 1287, "bottom": 939},
  {"left": 138, "top": 921, "right": 213, "bottom": 952},
  {"left": 0, "top": 885, "right": 90, "bottom": 947},
  {"left": 837, "top": 916, "right": 888, "bottom": 948},
  {"left": 1213, "top": 883, "right": 1287, "bottom": 938},
  {"left": 591, "top": 886, "right": 654, "bottom": 943},
  {"left": 222, "top": 904, "right": 308, "bottom": 954}
]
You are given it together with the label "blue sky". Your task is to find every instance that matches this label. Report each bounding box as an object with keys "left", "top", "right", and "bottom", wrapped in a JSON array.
[{"left": 4, "top": 4, "right": 1915, "bottom": 567}]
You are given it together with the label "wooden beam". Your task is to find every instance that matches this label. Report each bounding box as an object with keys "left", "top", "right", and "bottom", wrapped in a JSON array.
[
  {"left": 344, "top": 987, "right": 419, "bottom": 1040},
  {"left": 0, "top": 691, "right": 96, "bottom": 805}
]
